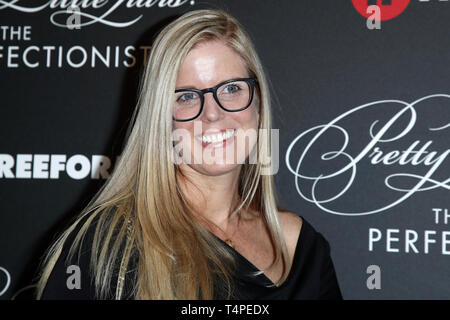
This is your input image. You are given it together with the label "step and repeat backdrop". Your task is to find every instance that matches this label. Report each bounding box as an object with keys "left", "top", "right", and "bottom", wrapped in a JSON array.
[{"left": 0, "top": 0, "right": 449, "bottom": 299}]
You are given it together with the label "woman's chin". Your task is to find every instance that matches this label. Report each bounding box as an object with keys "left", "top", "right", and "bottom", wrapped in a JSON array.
[{"left": 189, "top": 162, "right": 242, "bottom": 177}]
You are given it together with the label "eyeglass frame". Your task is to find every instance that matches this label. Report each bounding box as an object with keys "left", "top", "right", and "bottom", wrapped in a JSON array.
[{"left": 173, "top": 77, "right": 258, "bottom": 122}]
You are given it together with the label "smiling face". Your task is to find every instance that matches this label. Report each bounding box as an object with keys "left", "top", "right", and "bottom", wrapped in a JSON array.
[{"left": 173, "top": 40, "right": 260, "bottom": 177}]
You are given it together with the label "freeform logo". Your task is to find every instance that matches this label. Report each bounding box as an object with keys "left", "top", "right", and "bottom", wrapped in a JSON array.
[{"left": 0, "top": 154, "right": 117, "bottom": 179}]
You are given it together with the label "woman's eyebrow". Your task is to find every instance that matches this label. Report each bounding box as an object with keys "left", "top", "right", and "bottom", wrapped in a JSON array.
[
  {"left": 175, "top": 84, "right": 198, "bottom": 90},
  {"left": 175, "top": 76, "right": 249, "bottom": 91}
]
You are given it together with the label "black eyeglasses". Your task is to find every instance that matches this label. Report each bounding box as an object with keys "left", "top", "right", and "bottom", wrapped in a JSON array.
[{"left": 173, "top": 77, "right": 258, "bottom": 122}]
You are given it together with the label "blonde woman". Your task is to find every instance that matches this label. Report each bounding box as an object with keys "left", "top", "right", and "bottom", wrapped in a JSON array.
[{"left": 36, "top": 9, "right": 342, "bottom": 300}]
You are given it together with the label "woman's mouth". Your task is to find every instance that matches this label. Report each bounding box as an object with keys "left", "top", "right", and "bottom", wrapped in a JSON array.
[{"left": 195, "top": 129, "right": 236, "bottom": 148}]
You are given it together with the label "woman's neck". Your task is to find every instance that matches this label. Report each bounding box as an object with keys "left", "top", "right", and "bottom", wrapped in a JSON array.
[{"left": 177, "top": 164, "right": 242, "bottom": 230}]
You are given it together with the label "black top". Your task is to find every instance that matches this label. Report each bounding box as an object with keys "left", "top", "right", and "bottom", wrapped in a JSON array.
[{"left": 41, "top": 216, "right": 342, "bottom": 300}]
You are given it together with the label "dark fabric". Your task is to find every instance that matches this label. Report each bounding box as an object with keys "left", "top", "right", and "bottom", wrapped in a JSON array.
[
  {"left": 213, "top": 217, "right": 342, "bottom": 300},
  {"left": 41, "top": 215, "right": 137, "bottom": 300},
  {"left": 41, "top": 216, "right": 342, "bottom": 300},
  {"left": 41, "top": 216, "right": 103, "bottom": 299}
]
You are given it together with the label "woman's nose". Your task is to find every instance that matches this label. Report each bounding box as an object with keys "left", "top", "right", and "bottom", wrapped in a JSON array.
[{"left": 201, "top": 93, "right": 224, "bottom": 122}]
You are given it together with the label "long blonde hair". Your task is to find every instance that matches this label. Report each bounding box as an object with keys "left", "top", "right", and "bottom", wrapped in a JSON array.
[{"left": 36, "top": 9, "right": 289, "bottom": 300}]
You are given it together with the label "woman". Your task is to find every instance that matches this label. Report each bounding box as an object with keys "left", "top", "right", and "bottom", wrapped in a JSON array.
[{"left": 36, "top": 9, "right": 342, "bottom": 300}]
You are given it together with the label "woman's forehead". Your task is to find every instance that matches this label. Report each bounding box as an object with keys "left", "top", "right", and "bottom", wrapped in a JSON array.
[{"left": 176, "top": 41, "right": 248, "bottom": 88}]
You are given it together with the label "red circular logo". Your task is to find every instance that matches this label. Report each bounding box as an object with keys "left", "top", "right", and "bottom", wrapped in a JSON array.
[{"left": 351, "top": 0, "right": 410, "bottom": 21}]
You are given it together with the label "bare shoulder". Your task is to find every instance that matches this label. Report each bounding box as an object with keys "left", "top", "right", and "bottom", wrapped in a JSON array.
[
  {"left": 278, "top": 210, "right": 303, "bottom": 257},
  {"left": 278, "top": 210, "right": 303, "bottom": 235}
]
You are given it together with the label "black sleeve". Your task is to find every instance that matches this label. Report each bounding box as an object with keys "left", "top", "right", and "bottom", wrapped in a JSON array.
[
  {"left": 318, "top": 234, "right": 343, "bottom": 300},
  {"left": 40, "top": 218, "right": 99, "bottom": 300}
]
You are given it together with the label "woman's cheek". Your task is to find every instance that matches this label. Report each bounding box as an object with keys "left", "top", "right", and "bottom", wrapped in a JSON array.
[{"left": 172, "top": 123, "right": 196, "bottom": 165}]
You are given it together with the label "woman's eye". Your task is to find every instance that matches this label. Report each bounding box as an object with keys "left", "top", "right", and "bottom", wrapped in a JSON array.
[
  {"left": 178, "top": 92, "right": 197, "bottom": 102},
  {"left": 223, "top": 84, "right": 240, "bottom": 94}
]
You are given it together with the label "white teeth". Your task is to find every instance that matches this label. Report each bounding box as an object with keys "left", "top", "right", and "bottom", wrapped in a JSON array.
[{"left": 200, "top": 129, "right": 235, "bottom": 143}]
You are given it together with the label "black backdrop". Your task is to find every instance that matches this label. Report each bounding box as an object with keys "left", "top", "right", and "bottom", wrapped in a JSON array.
[{"left": 1, "top": 0, "right": 449, "bottom": 300}]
